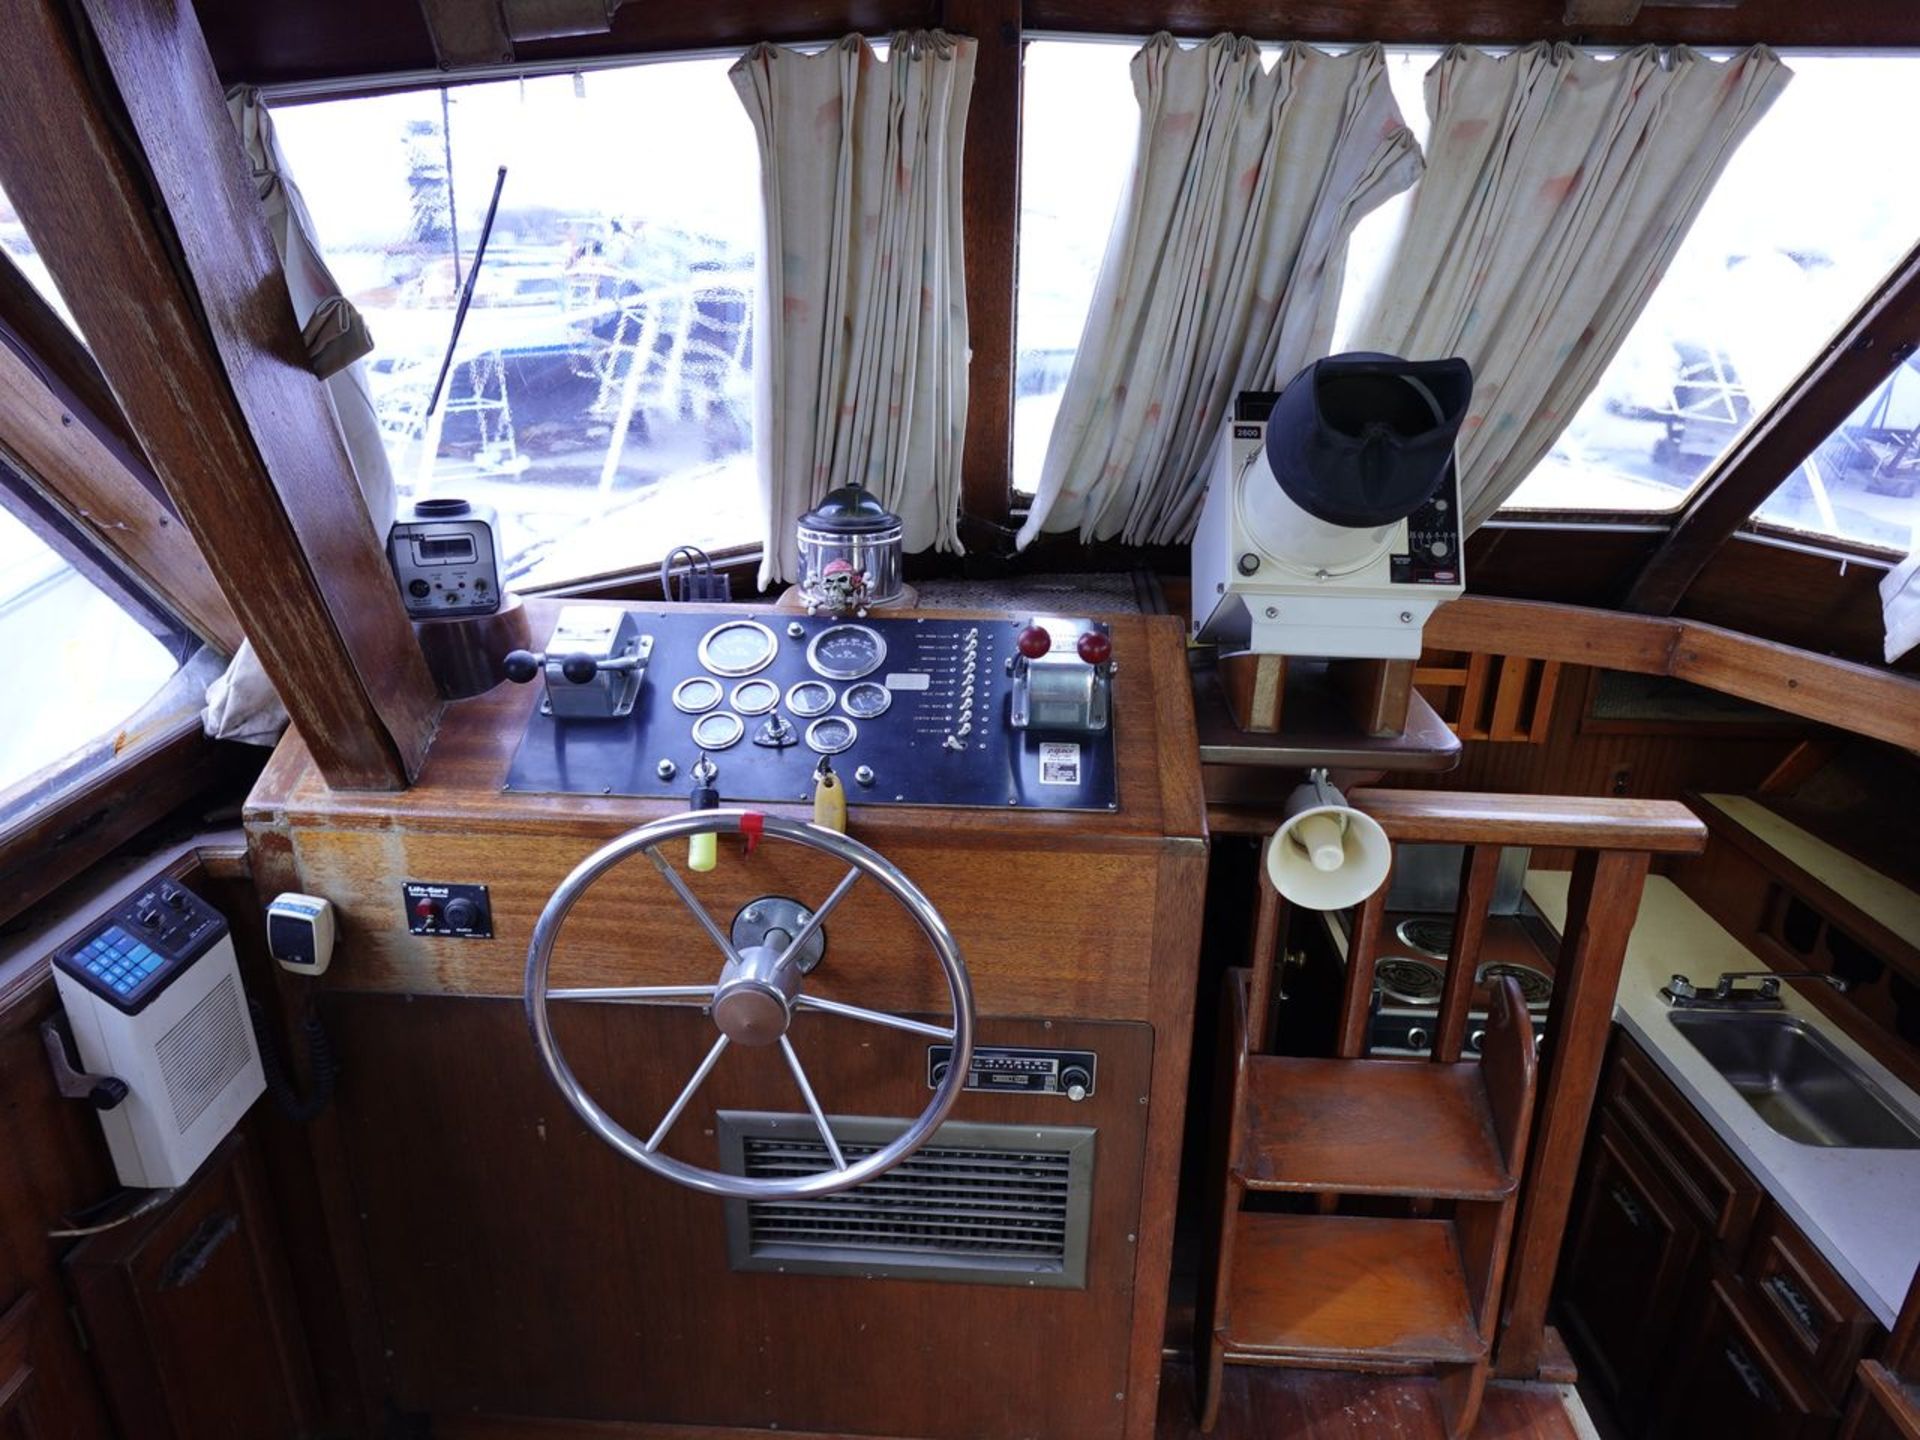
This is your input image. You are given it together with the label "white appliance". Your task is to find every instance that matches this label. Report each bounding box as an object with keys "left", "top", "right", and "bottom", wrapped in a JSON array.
[
  {"left": 1192, "top": 381, "right": 1467, "bottom": 661},
  {"left": 387, "top": 495, "right": 505, "bottom": 618},
  {"left": 52, "top": 878, "right": 264, "bottom": 1188}
]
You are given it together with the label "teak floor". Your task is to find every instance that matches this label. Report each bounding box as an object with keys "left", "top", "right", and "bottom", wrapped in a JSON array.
[{"left": 1156, "top": 1361, "right": 1590, "bottom": 1439}]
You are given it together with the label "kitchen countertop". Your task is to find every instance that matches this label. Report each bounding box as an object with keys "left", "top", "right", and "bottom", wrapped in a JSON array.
[{"left": 1526, "top": 871, "right": 1920, "bottom": 1331}]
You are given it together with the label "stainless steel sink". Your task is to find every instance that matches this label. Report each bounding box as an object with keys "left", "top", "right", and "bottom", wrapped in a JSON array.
[{"left": 1667, "top": 1012, "right": 1920, "bottom": 1150}]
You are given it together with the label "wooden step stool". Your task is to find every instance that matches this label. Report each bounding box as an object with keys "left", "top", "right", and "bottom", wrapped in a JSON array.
[{"left": 1197, "top": 967, "right": 1539, "bottom": 1439}]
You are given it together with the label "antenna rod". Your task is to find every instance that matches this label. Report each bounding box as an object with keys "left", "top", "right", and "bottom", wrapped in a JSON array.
[{"left": 424, "top": 164, "right": 508, "bottom": 420}]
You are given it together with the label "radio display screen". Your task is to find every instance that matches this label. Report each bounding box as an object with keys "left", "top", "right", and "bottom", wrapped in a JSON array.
[{"left": 417, "top": 535, "right": 476, "bottom": 562}]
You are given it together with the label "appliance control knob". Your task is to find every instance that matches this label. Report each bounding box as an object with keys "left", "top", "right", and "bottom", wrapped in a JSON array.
[
  {"left": 1060, "top": 1065, "right": 1092, "bottom": 1102},
  {"left": 443, "top": 897, "right": 479, "bottom": 931},
  {"left": 1075, "top": 631, "right": 1111, "bottom": 666},
  {"left": 1016, "top": 625, "right": 1051, "bottom": 659},
  {"left": 1429, "top": 539, "right": 1451, "bottom": 560},
  {"left": 1405, "top": 1027, "right": 1430, "bottom": 1052}
]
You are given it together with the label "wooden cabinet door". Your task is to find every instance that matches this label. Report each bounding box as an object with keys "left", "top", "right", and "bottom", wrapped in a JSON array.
[
  {"left": 63, "top": 1132, "right": 313, "bottom": 1440},
  {"left": 1559, "top": 1116, "right": 1703, "bottom": 1431},
  {"left": 1657, "top": 1274, "right": 1837, "bottom": 1440}
]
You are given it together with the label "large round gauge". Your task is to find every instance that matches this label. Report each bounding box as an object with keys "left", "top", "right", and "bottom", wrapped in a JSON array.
[
  {"left": 804, "top": 716, "right": 858, "bottom": 755},
  {"left": 697, "top": 620, "right": 778, "bottom": 677},
  {"left": 806, "top": 622, "right": 886, "bottom": 681},
  {"left": 671, "top": 676, "right": 723, "bottom": 714},
  {"left": 729, "top": 678, "right": 781, "bottom": 715},
  {"left": 690, "top": 711, "right": 744, "bottom": 750},
  {"left": 785, "top": 680, "right": 836, "bottom": 718},
  {"left": 841, "top": 680, "right": 892, "bottom": 719}
]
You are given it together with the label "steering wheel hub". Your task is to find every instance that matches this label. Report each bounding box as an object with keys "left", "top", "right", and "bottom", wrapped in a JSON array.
[{"left": 712, "top": 943, "right": 801, "bottom": 1045}]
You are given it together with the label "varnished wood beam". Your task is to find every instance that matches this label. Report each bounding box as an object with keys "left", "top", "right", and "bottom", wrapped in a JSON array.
[
  {"left": 0, "top": 295, "right": 243, "bottom": 652},
  {"left": 1626, "top": 239, "right": 1920, "bottom": 615},
  {"left": 0, "top": 0, "right": 441, "bottom": 789},
  {"left": 944, "top": 0, "right": 1021, "bottom": 531},
  {"left": 1425, "top": 596, "right": 1920, "bottom": 751}
]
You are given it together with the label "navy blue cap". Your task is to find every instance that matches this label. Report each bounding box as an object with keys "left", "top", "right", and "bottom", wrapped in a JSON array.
[{"left": 1262, "top": 353, "right": 1473, "bottom": 529}]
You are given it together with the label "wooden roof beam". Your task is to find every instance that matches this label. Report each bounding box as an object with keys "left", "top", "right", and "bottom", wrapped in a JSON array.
[
  {"left": 0, "top": 0, "right": 441, "bottom": 790},
  {"left": 1625, "top": 239, "right": 1920, "bottom": 616}
]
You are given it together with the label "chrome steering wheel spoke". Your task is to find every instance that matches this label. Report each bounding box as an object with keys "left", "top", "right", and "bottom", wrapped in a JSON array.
[{"left": 525, "top": 808, "right": 973, "bottom": 1200}]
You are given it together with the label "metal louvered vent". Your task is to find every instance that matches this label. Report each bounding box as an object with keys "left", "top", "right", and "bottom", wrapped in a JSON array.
[
  {"left": 156, "top": 974, "right": 249, "bottom": 1134},
  {"left": 718, "top": 1113, "right": 1094, "bottom": 1289}
]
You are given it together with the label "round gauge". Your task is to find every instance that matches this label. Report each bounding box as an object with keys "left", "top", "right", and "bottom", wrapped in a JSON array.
[
  {"left": 671, "top": 676, "right": 723, "bottom": 714},
  {"left": 806, "top": 622, "right": 887, "bottom": 680},
  {"left": 697, "top": 619, "right": 778, "bottom": 677},
  {"left": 841, "top": 680, "right": 892, "bottom": 719},
  {"left": 804, "top": 716, "right": 858, "bottom": 755},
  {"left": 690, "top": 711, "right": 744, "bottom": 750},
  {"left": 786, "top": 680, "right": 836, "bottom": 718},
  {"left": 730, "top": 678, "right": 780, "bottom": 715}
]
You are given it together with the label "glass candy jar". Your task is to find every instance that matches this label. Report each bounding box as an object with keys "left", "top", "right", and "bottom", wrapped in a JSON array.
[{"left": 794, "top": 484, "right": 904, "bottom": 616}]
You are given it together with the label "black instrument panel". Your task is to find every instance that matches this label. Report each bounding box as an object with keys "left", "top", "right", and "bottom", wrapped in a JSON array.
[{"left": 504, "top": 611, "right": 1118, "bottom": 811}]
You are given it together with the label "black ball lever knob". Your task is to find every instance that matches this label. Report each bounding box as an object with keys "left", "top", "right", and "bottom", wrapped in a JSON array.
[
  {"left": 503, "top": 650, "right": 542, "bottom": 684},
  {"left": 560, "top": 653, "right": 600, "bottom": 685}
]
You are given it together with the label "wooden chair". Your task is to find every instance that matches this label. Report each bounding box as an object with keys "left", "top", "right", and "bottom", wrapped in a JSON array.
[{"left": 1196, "top": 953, "right": 1538, "bottom": 1439}]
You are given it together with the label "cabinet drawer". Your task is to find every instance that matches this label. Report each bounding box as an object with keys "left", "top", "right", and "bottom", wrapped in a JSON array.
[
  {"left": 1611, "top": 1033, "right": 1763, "bottom": 1254},
  {"left": 1740, "top": 1201, "right": 1878, "bottom": 1403},
  {"left": 1657, "top": 1270, "right": 1836, "bottom": 1440}
]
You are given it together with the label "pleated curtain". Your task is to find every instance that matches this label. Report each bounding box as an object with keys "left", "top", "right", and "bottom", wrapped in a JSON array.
[
  {"left": 1353, "top": 44, "right": 1791, "bottom": 533},
  {"left": 1017, "top": 35, "right": 1423, "bottom": 549},
  {"left": 732, "top": 32, "right": 976, "bottom": 588},
  {"left": 202, "top": 88, "right": 397, "bottom": 744}
]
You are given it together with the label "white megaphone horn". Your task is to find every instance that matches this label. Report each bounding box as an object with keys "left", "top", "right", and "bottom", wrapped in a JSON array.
[{"left": 1265, "top": 769, "right": 1391, "bottom": 911}]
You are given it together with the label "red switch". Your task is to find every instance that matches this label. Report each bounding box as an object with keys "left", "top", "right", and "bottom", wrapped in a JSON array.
[
  {"left": 1016, "top": 625, "right": 1051, "bottom": 659},
  {"left": 413, "top": 897, "right": 439, "bottom": 922},
  {"left": 1076, "top": 631, "right": 1112, "bottom": 666}
]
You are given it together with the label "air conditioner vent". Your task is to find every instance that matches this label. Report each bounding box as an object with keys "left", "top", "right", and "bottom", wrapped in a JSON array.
[{"left": 719, "top": 1114, "right": 1094, "bottom": 1288}]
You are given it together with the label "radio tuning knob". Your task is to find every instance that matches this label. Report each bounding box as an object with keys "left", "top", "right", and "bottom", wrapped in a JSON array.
[{"left": 1060, "top": 1065, "right": 1092, "bottom": 1102}]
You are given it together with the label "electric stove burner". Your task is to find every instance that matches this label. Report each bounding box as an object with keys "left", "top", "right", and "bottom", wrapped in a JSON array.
[
  {"left": 1375, "top": 957, "right": 1446, "bottom": 1006},
  {"left": 1476, "top": 961, "right": 1555, "bottom": 1009},
  {"left": 1395, "top": 918, "right": 1454, "bottom": 960}
]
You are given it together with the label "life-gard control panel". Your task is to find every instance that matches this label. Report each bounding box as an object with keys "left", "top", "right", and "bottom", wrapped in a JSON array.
[{"left": 503, "top": 610, "right": 1118, "bottom": 811}]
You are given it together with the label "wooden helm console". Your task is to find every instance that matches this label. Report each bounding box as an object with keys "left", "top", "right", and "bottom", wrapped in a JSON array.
[{"left": 244, "top": 598, "right": 1208, "bottom": 1440}]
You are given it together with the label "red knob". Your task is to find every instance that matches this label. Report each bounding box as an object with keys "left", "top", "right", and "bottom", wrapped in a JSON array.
[
  {"left": 1076, "top": 631, "right": 1112, "bottom": 666},
  {"left": 413, "top": 897, "right": 439, "bottom": 921},
  {"left": 1016, "top": 625, "right": 1052, "bottom": 659}
]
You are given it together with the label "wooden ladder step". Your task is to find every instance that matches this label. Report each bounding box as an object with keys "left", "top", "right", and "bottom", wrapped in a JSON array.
[
  {"left": 1219, "top": 1213, "right": 1487, "bottom": 1366},
  {"left": 1234, "top": 1055, "right": 1516, "bottom": 1200}
]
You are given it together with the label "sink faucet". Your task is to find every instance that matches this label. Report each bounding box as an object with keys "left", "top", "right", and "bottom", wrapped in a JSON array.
[{"left": 1662, "top": 968, "right": 1849, "bottom": 1010}]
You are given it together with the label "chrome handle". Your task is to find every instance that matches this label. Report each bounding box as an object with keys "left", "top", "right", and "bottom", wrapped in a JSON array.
[
  {"left": 1608, "top": 1183, "right": 1646, "bottom": 1230},
  {"left": 1764, "top": 1274, "right": 1819, "bottom": 1336},
  {"left": 1723, "top": 1340, "right": 1781, "bottom": 1413}
]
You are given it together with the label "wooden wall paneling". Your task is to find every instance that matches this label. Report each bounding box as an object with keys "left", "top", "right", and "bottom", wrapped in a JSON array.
[
  {"left": 0, "top": 0, "right": 440, "bottom": 790},
  {"left": 1494, "top": 848, "right": 1651, "bottom": 1379},
  {"left": 1022, "top": 0, "right": 1920, "bottom": 46},
  {"left": 1679, "top": 537, "right": 1918, "bottom": 678},
  {"left": 0, "top": 1292, "right": 38, "bottom": 1435},
  {"left": 1626, "top": 240, "right": 1920, "bottom": 616},
  {"left": 0, "top": 330, "right": 241, "bottom": 652},
  {"left": 0, "top": 982, "right": 122, "bottom": 1440},
  {"left": 0, "top": 718, "right": 245, "bottom": 933},
  {"left": 943, "top": 0, "right": 1021, "bottom": 531}
]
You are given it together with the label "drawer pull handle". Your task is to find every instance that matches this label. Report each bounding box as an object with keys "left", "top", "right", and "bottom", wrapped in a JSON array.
[
  {"left": 1723, "top": 1340, "right": 1782, "bottom": 1413},
  {"left": 1764, "top": 1274, "right": 1818, "bottom": 1336},
  {"left": 159, "top": 1211, "right": 239, "bottom": 1290},
  {"left": 1608, "top": 1184, "right": 1646, "bottom": 1230}
]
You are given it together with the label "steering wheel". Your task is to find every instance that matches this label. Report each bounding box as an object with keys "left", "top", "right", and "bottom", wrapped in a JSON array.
[{"left": 525, "top": 809, "right": 975, "bottom": 1199}]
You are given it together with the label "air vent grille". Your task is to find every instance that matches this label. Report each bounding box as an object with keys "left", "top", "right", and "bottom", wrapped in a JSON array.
[
  {"left": 156, "top": 974, "right": 249, "bottom": 1133},
  {"left": 721, "top": 1115, "right": 1094, "bottom": 1288}
]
